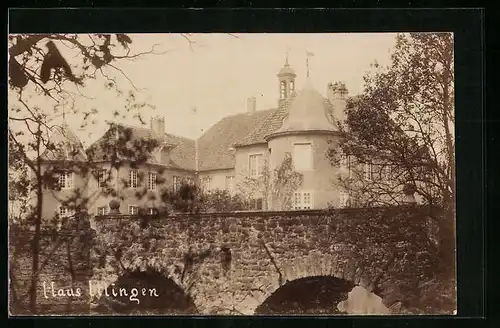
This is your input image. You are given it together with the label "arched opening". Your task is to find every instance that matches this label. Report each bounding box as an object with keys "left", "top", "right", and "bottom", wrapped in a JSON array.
[
  {"left": 93, "top": 270, "right": 198, "bottom": 315},
  {"left": 254, "top": 276, "right": 355, "bottom": 315},
  {"left": 337, "top": 286, "right": 390, "bottom": 315}
]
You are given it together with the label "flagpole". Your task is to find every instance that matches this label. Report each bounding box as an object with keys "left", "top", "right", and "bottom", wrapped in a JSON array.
[
  {"left": 306, "top": 52, "right": 309, "bottom": 78},
  {"left": 306, "top": 51, "right": 314, "bottom": 78}
]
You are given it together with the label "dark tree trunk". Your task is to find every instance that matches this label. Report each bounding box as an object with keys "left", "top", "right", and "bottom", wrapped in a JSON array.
[{"left": 29, "top": 125, "right": 43, "bottom": 314}]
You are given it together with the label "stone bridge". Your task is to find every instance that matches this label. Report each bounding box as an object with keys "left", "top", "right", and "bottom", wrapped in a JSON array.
[{"left": 9, "top": 206, "right": 445, "bottom": 315}]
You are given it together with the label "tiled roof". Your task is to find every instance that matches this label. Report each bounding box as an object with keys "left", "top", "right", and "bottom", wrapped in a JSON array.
[
  {"left": 87, "top": 123, "right": 196, "bottom": 171},
  {"left": 236, "top": 107, "right": 288, "bottom": 146},
  {"left": 197, "top": 109, "right": 276, "bottom": 171},
  {"left": 40, "top": 124, "right": 88, "bottom": 162}
]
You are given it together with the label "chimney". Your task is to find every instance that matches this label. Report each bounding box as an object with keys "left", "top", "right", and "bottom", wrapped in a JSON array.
[
  {"left": 327, "top": 82, "right": 348, "bottom": 122},
  {"left": 151, "top": 116, "right": 165, "bottom": 137},
  {"left": 247, "top": 97, "right": 257, "bottom": 113}
]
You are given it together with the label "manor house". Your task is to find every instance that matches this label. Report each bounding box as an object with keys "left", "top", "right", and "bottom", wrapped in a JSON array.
[{"left": 38, "top": 58, "right": 358, "bottom": 219}]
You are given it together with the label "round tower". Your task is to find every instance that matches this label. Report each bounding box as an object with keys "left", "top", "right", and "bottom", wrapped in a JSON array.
[{"left": 265, "top": 79, "right": 344, "bottom": 210}]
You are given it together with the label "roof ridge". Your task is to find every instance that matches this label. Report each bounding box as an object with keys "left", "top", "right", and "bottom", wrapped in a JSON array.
[
  {"left": 106, "top": 121, "right": 195, "bottom": 142},
  {"left": 223, "top": 107, "right": 276, "bottom": 119}
]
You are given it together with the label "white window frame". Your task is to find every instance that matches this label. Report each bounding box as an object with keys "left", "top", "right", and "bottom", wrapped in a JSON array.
[
  {"left": 59, "top": 205, "right": 75, "bottom": 218},
  {"left": 147, "top": 207, "right": 157, "bottom": 215},
  {"left": 148, "top": 172, "right": 157, "bottom": 191},
  {"left": 97, "top": 206, "right": 108, "bottom": 216},
  {"left": 363, "top": 163, "right": 373, "bottom": 181},
  {"left": 129, "top": 170, "right": 138, "bottom": 189},
  {"left": 173, "top": 176, "right": 181, "bottom": 192},
  {"left": 339, "top": 191, "right": 350, "bottom": 208},
  {"left": 249, "top": 153, "right": 264, "bottom": 178},
  {"left": 293, "top": 191, "right": 313, "bottom": 210},
  {"left": 225, "top": 176, "right": 235, "bottom": 193},
  {"left": 59, "top": 171, "right": 74, "bottom": 189},
  {"left": 97, "top": 169, "right": 108, "bottom": 188},
  {"left": 250, "top": 197, "right": 263, "bottom": 211},
  {"left": 292, "top": 143, "right": 314, "bottom": 171},
  {"left": 128, "top": 205, "right": 139, "bottom": 215},
  {"left": 202, "top": 176, "right": 212, "bottom": 191}
]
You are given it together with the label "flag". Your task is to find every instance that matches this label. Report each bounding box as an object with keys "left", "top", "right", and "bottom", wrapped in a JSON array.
[{"left": 306, "top": 51, "right": 315, "bottom": 57}]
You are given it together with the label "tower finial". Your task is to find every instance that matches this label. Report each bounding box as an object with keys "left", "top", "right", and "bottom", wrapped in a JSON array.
[
  {"left": 285, "top": 48, "right": 290, "bottom": 66},
  {"left": 306, "top": 51, "right": 315, "bottom": 78}
]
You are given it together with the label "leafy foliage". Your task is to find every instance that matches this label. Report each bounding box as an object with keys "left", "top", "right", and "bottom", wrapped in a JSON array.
[
  {"left": 328, "top": 33, "right": 454, "bottom": 211},
  {"left": 161, "top": 184, "right": 247, "bottom": 214},
  {"left": 238, "top": 154, "right": 303, "bottom": 211},
  {"left": 8, "top": 33, "right": 163, "bottom": 314},
  {"left": 327, "top": 32, "right": 456, "bottom": 310}
]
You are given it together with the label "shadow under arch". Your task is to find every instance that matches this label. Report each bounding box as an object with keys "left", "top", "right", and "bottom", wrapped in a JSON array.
[
  {"left": 254, "top": 276, "right": 356, "bottom": 315},
  {"left": 93, "top": 270, "right": 198, "bottom": 315}
]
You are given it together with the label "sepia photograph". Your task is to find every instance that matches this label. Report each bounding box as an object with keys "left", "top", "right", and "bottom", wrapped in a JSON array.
[{"left": 8, "top": 32, "right": 456, "bottom": 316}]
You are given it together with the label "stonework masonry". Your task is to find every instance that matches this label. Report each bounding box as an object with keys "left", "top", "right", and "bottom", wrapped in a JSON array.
[{"left": 10, "top": 206, "right": 445, "bottom": 315}]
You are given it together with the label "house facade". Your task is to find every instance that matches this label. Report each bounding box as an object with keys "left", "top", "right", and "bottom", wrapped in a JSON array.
[{"left": 36, "top": 58, "right": 371, "bottom": 220}]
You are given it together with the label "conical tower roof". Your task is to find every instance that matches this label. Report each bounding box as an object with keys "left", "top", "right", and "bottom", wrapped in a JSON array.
[{"left": 267, "top": 79, "right": 338, "bottom": 139}]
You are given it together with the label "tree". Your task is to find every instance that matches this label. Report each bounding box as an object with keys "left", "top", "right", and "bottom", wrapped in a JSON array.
[
  {"left": 327, "top": 32, "right": 455, "bottom": 282},
  {"left": 8, "top": 34, "right": 165, "bottom": 314},
  {"left": 329, "top": 33, "right": 454, "bottom": 212},
  {"left": 160, "top": 184, "right": 247, "bottom": 214},
  {"left": 270, "top": 153, "right": 304, "bottom": 211},
  {"left": 238, "top": 154, "right": 303, "bottom": 211}
]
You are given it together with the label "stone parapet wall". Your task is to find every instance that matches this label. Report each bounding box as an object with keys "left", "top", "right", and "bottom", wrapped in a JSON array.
[{"left": 90, "top": 205, "right": 445, "bottom": 314}]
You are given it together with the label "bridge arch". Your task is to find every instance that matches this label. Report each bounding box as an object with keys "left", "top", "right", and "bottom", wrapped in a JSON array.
[
  {"left": 92, "top": 269, "right": 198, "bottom": 315},
  {"left": 251, "top": 252, "right": 393, "bottom": 315}
]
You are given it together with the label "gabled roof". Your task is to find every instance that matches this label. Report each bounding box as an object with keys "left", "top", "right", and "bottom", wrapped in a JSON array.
[
  {"left": 197, "top": 109, "right": 275, "bottom": 171},
  {"left": 87, "top": 123, "right": 196, "bottom": 171},
  {"left": 40, "top": 124, "right": 87, "bottom": 162}
]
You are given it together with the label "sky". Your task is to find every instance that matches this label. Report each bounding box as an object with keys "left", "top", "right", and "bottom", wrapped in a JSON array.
[{"left": 9, "top": 33, "right": 398, "bottom": 147}]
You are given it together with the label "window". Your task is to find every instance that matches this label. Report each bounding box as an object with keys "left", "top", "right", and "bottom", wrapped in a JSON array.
[
  {"left": 147, "top": 207, "right": 157, "bottom": 215},
  {"left": 381, "top": 165, "right": 393, "bottom": 181},
  {"left": 128, "top": 205, "right": 139, "bottom": 215},
  {"left": 339, "top": 192, "right": 349, "bottom": 208},
  {"left": 363, "top": 163, "right": 392, "bottom": 181},
  {"left": 340, "top": 154, "right": 352, "bottom": 178},
  {"left": 250, "top": 198, "right": 263, "bottom": 210},
  {"left": 293, "top": 143, "right": 313, "bottom": 171},
  {"left": 173, "top": 176, "right": 181, "bottom": 192},
  {"left": 97, "top": 169, "right": 107, "bottom": 188},
  {"left": 363, "top": 163, "right": 373, "bottom": 181},
  {"left": 97, "top": 206, "right": 108, "bottom": 216},
  {"left": 249, "top": 154, "right": 263, "bottom": 177},
  {"left": 280, "top": 81, "right": 287, "bottom": 99},
  {"left": 290, "top": 80, "right": 295, "bottom": 93},
  {"left": 129, "top": 170, "right": 138, "bottom": 188},
  {"left": 225, "top": 176, "right": 235, "bottom": 193},
  {"left": 59, "top": 206, "right": 75, "bottom": 218},
  {"left": 59, "top": 171, "right": 74, "bottom": 189},
  {"left": 148, "top": 172, "right": 157, "bottom": 191},
  {"left": 293, "top": 192, "right": 313, "bottom": 210},
  {"left": 202, "top": 177, "right": 212, "bottom": 191}
]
